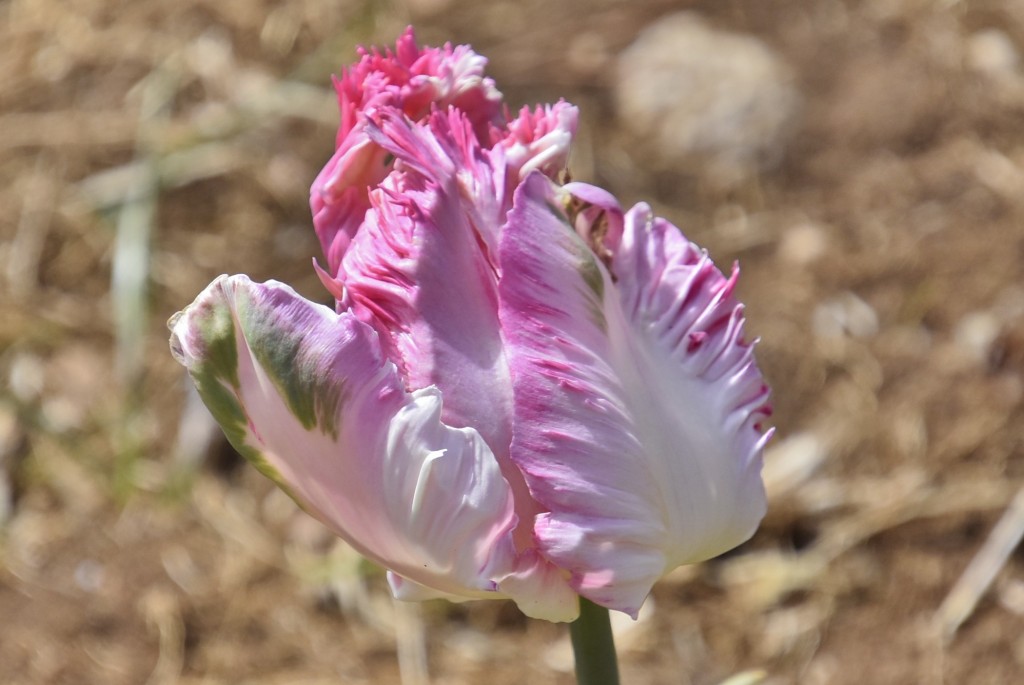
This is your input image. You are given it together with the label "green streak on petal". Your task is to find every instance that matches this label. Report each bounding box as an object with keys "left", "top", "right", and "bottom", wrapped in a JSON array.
[
  {"left": 188, "top": 303, "right": 248, "bottom": 447},
  {"left": 236, "top": 292, "right": 344, "bottom": 440},
  {"left": 544, "top": 195, "right": 607, "bottom": 330},
  {"left": 582, "top": 270, "right": 607, "bottom": 331},
  {"left": 545, "top": 199, "right": 572, "bottom": 231},
  {"left": 195, "top": 297, "right": 241, "bottom": 389},
  {"left": 186, "top": 301, "right": 297, "bottom": 500},
  {"left": 578, "top": 250, "right": 605, "bottom": 303}
]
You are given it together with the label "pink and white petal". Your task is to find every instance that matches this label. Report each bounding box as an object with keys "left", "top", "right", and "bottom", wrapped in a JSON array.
[
  {"left": 332, "top": 28, "right": 502, "bottom": 147},
  {"left": 311, "top": 132, "right": 392, "bottom": 277},
  {"left": 169, "top": 275, "right": 521, "bottom": 601},
  {"left": 344, "top": 109, "right": 514, "bottom": 454},
  {"left": 316, "top": 28, "right": 508, "bottom": 279},
  {"left": 388, "top": 572, "right": 472, "bottom": 603},
  {"left": 389, "top": 553, "right": 580, "bottom": 622},
  {"left": 498, "top": 174, "right": 769, "bottom": 617},
  {"left": 341, "top": 110, "right": 559, "bottom": 556},
  {"left": 498, "top": 174, "right": 666, "bottom": 614},
  {"left": 365, "top": 107, "right": 507, "bottom": 257},
  {"left": 497, "top": 101, "right": 578, "bottom": 183},
  {"left": 494, "top": 547, "right": 581, "bottom": 622}
]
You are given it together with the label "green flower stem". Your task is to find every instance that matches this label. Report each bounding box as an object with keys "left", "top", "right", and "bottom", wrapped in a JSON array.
[{"left": 569, "top": 597, "right": 621, "bottom": 685}]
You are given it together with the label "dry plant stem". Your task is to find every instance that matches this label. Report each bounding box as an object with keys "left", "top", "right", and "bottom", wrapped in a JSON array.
[
  {"left": 570, "top": 598, "right": 621, "bottom": 685},
  {"left": 936, "top": 484, "right": 1024, "bottom": 640},
  {"left": 393, "top": 599, "right": 429, "bottom": 685}
]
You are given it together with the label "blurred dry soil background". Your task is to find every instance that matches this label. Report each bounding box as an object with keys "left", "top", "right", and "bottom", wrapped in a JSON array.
[{"left": 2, "top": 0, "right": 1024, "bottom": 683}]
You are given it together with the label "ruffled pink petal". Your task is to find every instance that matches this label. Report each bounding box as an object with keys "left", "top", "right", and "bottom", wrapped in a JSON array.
[
  {"left": 311, "top": 133, "right": 392, "bottom": 277},
  {"left": 343, "top": 108, "right": 511, "bottom": 449},
  {"left": 495, "top": 101, "right": 578, "bottom": 181},
  {"left": 498, "top": 173, "right": 770, "bottom": 617},
  {"left": 334, "top": 27, "right": 502, "bottom": 145},
  {"left": 338, "top": 109, "right": 562, "bottom": 560},
  {"left": 313, "top": 28, "right": 505, "bottom": 277},
  {"left": 169, "top": 275, "right": 543, "bottom": 607}
]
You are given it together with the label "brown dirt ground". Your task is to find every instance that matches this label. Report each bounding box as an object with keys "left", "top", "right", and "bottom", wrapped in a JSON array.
[{"left": 2, "top": 1, "right": 1024, "bottom": 683}]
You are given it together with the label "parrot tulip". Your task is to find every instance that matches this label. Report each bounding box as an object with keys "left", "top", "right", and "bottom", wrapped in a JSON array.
[{"left": 169, "top": 28, "right": 771, "bottom": 623}]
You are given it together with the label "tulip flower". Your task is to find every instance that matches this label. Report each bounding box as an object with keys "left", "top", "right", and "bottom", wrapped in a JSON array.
[{"left": 169, "top": 29, "right": 771, "bottom": 630}]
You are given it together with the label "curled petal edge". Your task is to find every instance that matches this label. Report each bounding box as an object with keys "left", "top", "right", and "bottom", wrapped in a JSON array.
[{"left": 169, "top": 274, "right": 578, "bottom": 621}]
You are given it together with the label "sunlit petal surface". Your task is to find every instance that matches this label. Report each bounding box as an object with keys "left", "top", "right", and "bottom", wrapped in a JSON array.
[
  {"left": 171, "top": 276, "right": 526, "bottom": 603},
  {"left": 499, "top": 174, "right": 770, "bottom": 616}
]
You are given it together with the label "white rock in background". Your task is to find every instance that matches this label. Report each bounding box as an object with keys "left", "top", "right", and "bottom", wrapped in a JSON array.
[
  {"left": 955, "top": 310, "right": 1001, "bottom": 363},
  {"left": 615, "top": 12, "right": 801, "bottom": 186},
  {"left": 967, "top": 29, "right": 1020, "bottom": 77},
  {"left": 812, "top": 292, "right": 879, "bottom": 339},
  {"left": 8, "top": 352, "right": 45, "bottom": 404},
  {"left": 778, "top": 222, "right": 828, "bottom": 265}
]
